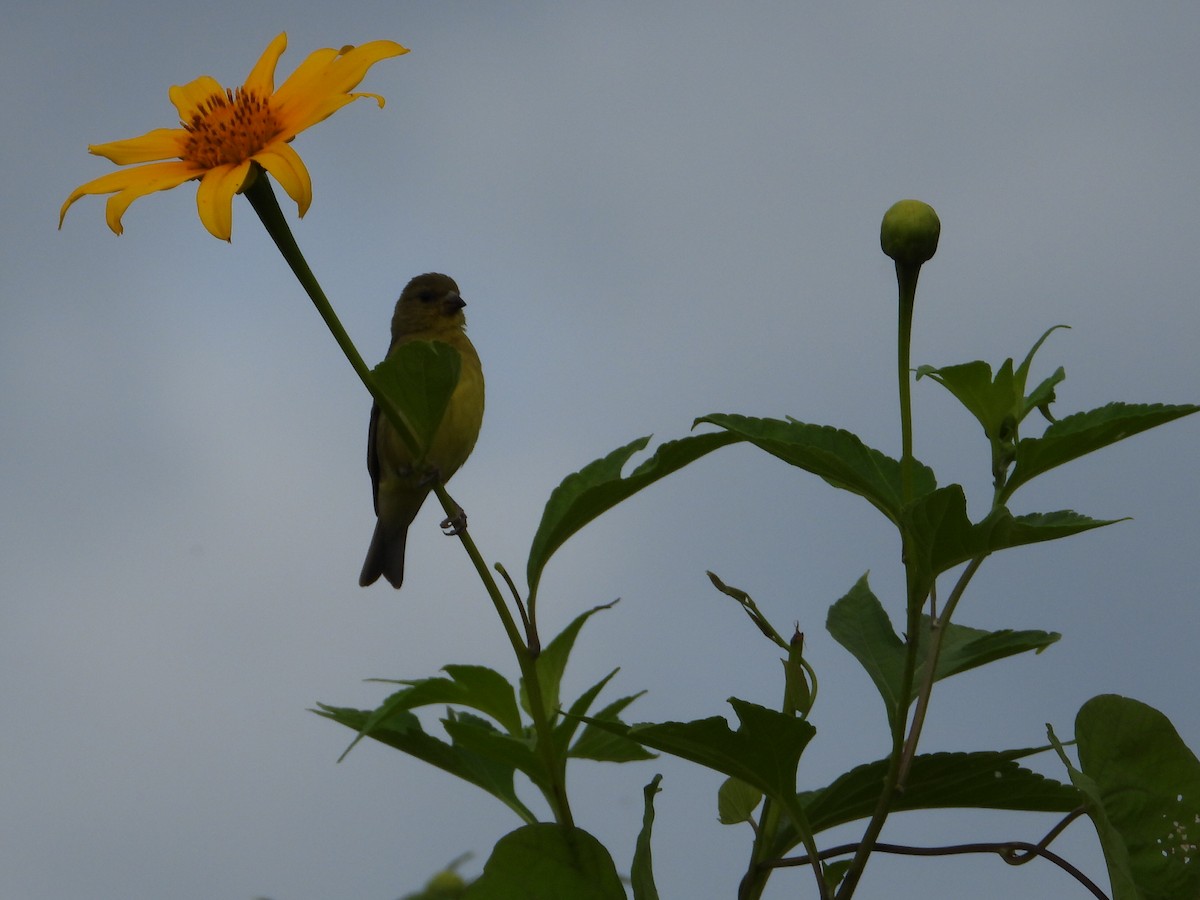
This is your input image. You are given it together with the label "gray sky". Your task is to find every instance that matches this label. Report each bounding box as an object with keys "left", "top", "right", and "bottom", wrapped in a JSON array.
[{"left": 4, "top": 3, "right": 1198, "bottom": 899}]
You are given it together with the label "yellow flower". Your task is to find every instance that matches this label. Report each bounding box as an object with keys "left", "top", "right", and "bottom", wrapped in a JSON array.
[{"left": 60, "top": 33, "right": 408, "bottom": 240}]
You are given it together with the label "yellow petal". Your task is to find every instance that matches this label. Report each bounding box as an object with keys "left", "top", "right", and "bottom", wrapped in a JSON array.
[
  {"left": 273, "top": 40, "right": 407, "bottom": 133},
  {"left": 104, "top": 164, "right": 202, "bottom": 235},
  {"left": 278, "top": 93, "right": 357, "bottom": 137},
  {"left": 195, "top": 160, "right": 252, "bottom": 240},
  {"left": 253, "top": 142, "right": 312, "bottom": 217},
  {"left": 350, "top": 91, "right": 387, "bottom": 109},
  {"left": 89, "top": 127, "right": 187, "bottom": 165},
  {"left": 169, "top": 76, "right": 225, "bottom": 121},
  {"left": 60, "top": 160, "right": 199, "bottom": 231},
  {"left": 321, "top": 40, "right": 409, "bottom": 94},
  {"left": 244, "top": 32, "right": 287, "bottom": 97},
  {"left": 283, "top": 90, "right": 385, "bottom": 136},
  {"left": 268, "top": 47, "right": 342, "bottom": 122}
]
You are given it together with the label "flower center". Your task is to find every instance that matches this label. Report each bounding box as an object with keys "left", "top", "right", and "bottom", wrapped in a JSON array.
[{"left": 181, "top": 87, "right": 282, "bottom": 168}]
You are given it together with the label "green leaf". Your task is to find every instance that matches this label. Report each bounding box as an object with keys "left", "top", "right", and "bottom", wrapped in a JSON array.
[
  {"left": 1013, "top": 325, "right": 1070, "bottom": 420},
  {"left": 583, "top": 698, "right": 815, "bottom": 833},
  {"left": 781, "top": 633, "right": 814, "bottom": 719},
  {"left": 1063, "top": 695, "right": 1200, "bottom": 900},
  {"left": 903, "top": 491, "right": 1122, "bottom": 594},
  {"left": 696, "top": 414, "right": 936, "bottom": 524},
  {"left": 917, "top": 327, "right": 1071, "bottom": 489},
  {"left": 372, "top": 340, "right": 462, "bottom": 460},
  {"left": 717, "top": 776, "right": 763, "bottom": 825},
  {"left": 980, "top": 508, "right": 1125, "bottom": 557},
  {"left": 1024, "top": 369, "right": 1066, "bottom": 420},
  {"left": 770, "top": 748, "right": 1080, "bottom": 855},
  {"left": 521, "top": 601, "right": 616, "bottom": 720},
  {"left": 312, "top": 704, "right": 537, "bottom": 823},
  {"left": 569, "top": 691, "right": 655, "bottom": 763},
  {"left": 707, "top": 571, "right": 788, "bottom": 648},
  {"left": 526, "top": 432, "right": 739, "bottom": 599},
  {"left": 826, "top": 575, "right": 1060, "bottom": 728},
  {"left": 585, "top": 700, "right": 826, "bottom": 874},
  {"left": 931, "top": 619, "right": 1060, "bottom": 681},
  {"left": 824, "top": 575, "right": 908, "bottom": 730},
  {"left": 821, "top": 860, "right": 852, "bottom": 895},
  {"left": 900, "top": 485, "right": 980, "bottom": 598},
  {"left": 335, "top": 665, "right": 524, "bottom": 761},
  {"left": 1005, "top": 402, "right": 1200, "bottom": 499},
  {"left": 931, "top": 622, "right": 1056, "bottom": 688},
  {"left": 915, "top": 359, "right": 1017, "bottom": 441},
  {"left": 463, "top": 824, "right": 626, "bottom": 900},
  {"left": 554, "top": 668, "right": 621, "bottom": 755},
  {"left": 416, "top": 665, "right": 525, "bottom": 734},
  {"left": 443, "top": 711, "right": 544, "bottom": 787},
  {"left": 400, "top": 863, "right": 470, "bottom": 900},
  {"left": 916, "top": 325, "right": 1070, "bottom": 442},
  {"left": 631, "top": 775, "right": 663, "bottom": 900}
]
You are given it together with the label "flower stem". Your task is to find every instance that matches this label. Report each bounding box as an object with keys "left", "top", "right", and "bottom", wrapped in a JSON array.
[
  {"left": 895, "top": 261, "right": 920, "bottom": 505},
  {"left": 835, "top": 259, "right": 924, "bottom": 900},
  {"left": 243, "top": 171, "right": 574, "bottom": 829},
  {"left": 242, "top": 170, "right": 376, "bottom": 396}
]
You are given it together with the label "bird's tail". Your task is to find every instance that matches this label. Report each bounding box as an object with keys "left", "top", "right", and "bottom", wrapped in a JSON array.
[{"left": 359, "top": 519, "right": 408, "bottom": 589}]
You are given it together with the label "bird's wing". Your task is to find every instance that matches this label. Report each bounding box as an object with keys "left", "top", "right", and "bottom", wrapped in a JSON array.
[{"left": 366, "top": 399, "right": 382, "bottom": 515}]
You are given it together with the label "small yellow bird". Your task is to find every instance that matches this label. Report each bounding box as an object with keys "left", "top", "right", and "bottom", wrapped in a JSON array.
[{"left": 359, "top": 273, "right": 485, "bottom": 589}]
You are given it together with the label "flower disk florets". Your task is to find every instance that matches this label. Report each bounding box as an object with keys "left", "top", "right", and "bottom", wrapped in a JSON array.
[{"left": 182, "top": 88, "right": 282, "bottom": 170}]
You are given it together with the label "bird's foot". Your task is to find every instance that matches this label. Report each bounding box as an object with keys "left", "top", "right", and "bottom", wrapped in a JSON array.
[{"left": 441, "top": 507, "right": 468, "bottom": 536}]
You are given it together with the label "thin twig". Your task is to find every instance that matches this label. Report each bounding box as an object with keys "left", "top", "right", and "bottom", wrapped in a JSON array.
[
  {"left": 766, "top": 815, "right": 1107, "bottom": 900},
  {"left": 1003, "top": 808, "right": 1088, "bottom": 866},
  {"left": 494, "top": 562, "right": 538, "bottom": 656}
]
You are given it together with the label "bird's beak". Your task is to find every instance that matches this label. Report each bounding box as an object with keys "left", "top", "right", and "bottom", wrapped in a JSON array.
[{"left": 446, "top": 294, "right": 466, "bottom": 312}]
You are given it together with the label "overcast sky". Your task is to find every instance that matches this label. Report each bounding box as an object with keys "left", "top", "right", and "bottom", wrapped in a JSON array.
[{"left": 4, "top": 3, "right": 1198, "bottom": 899}]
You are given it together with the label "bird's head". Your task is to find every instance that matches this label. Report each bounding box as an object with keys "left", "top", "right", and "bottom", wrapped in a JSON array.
[{"left": 391, "top": 272, "right": 467, "bottom": 337}]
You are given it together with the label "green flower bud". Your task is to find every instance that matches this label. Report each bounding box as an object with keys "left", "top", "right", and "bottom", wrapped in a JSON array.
[{"left": 880, "top": 200, "right": 941, "bottom": 267}]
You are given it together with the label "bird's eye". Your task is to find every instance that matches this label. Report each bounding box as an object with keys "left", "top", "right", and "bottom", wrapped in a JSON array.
[{"left": 418, "top": 289, "right": 437, "bottom": 303}]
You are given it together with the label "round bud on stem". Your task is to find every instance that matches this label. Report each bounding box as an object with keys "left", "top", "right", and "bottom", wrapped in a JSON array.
[{"left": 880, "top": 199, "right": 941, "bottom": 267}]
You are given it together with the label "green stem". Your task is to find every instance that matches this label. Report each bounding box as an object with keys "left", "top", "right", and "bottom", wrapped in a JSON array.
[
  {"left": 835, "top": 260, "right": 924, "bottom": 900},
  {"left": 432, "top": 483, "right": 575, "bottom": 828},
  {"left": 244, "top": 171, "right": 574, "bottom": 830},
  {"left": 838, "top": 556, "right": 986, "bottom": 900},
  {"left": 834, "top": 639, "right": 912, "bottom": 900},
  {"left": 740, "top": 803, "right": 831, "bottom": 900},
  {"left": 738, "top": 797, "right": 778, "bottom": 900},
  {"left": 894, "top": 556, "right": 985, "bottom": 784},
  {"left": 243, "top": 170, "right": 377, "bottom": 398},
  {"left": 431, "top": 483, "right": 526, "bottom": 654},
  {"left": 895, "top": 261, "right": 920, "bottom": 506}
]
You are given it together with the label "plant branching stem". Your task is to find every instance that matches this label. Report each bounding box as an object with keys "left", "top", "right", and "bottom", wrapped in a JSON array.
[{"left": 895, "top": 555, "right": 986, "bottom": 784}]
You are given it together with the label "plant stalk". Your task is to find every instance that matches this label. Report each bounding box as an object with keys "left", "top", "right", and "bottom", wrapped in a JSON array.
[
  {"left": 245, "top": 171, "right": 574, "bottom": 829},
  {"left": 835, "top": 259, "right": 923, "bottom": 899}
]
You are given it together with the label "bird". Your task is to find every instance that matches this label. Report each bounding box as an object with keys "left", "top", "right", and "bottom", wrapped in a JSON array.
[{"left": 359, "top": 273, "right": 485, "bottom": 589}]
